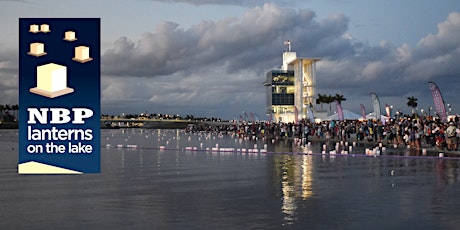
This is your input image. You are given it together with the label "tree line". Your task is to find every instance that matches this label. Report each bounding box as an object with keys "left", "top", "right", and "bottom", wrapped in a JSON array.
[
  {"left": 0, "top": 104, "right": 19, "bottom": 122},
  {"left": 316, "top": 93, "right": 346, "bottom": 114},
  {"left": 0, "top": 96, "right": 426, "bottom": 122},
  {"left": 316, "top": 94, "right": 422, "bottom": 116}
]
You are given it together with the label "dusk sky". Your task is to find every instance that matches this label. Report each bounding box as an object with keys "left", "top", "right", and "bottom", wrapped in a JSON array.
[{"left": 1, "top": 0, "right": 460, "bottom": 119}]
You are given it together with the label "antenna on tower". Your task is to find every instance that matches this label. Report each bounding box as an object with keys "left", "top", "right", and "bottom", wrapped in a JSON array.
[{"left": 284, "top": 40, "right": 291, "bottom": 52}]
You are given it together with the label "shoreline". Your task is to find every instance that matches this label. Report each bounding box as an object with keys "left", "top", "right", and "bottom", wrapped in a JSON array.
[
  {"left": 305, "top": 135, "right": 460, "bottom": 155},
  {"left": 0, "top": 122, "right": 18, "bottom": 129},
  {"left": 4, "top": 123, "right": 459, "bottom": 155}
]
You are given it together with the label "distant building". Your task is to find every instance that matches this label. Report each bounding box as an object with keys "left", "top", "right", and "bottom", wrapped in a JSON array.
[{"left": 265, "top": 51, "right": 320, "bottom": 123}]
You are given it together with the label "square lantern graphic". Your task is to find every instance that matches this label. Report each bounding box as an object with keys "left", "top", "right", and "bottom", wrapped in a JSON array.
[
  {"left": 29, "top": 63, "right": 74, "bottom": 98},
  {"left": 40, "top": 24, "right": 51, "bottom": 33},
  {"left": 72, "top": 46, "right": 92, "bottom": 63},
  {"left": 27, "top": 42, "right": 47, "bottom": 57},
  {"left": 29, "top": 24, "right": 39, "bottom": 33},
  {"left": 64, "top": 31, "right": 77, "bottom": 41}
]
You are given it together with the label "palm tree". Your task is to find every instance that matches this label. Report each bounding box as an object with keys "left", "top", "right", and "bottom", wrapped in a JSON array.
[
  {"left": 0, "top": 104, "right": 4, "bottom": 121},
  {"left": 324, "top": 94, "right": 336, "bottom": 115},
  {"left": 334, "top": 94, "right": 347, "bottom": 104},
  {"left": 407, "top": 96, "right": 418, "bottom": 114},
  {"left": 5, "top": 104, "right": 11, "bottom": 113},
  {"left": 11, "top": 104, "right": 19, "bottom": 121},
  {"left": 5, "top": 104, "right": 11, "bottom": 121},
  {"left": 316, "top": 94, "right": 347, "bottom": 115},
  {"left": 316, "top": 94, "right": 327, "bottom": 110}
]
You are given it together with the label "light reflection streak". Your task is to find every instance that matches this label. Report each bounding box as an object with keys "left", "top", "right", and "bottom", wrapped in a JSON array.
[
  {"left": 281, "top": 162, "right": 297, "bottom": 224},
  {"left": 120, "top": 150, "right": 125, "bottom": 177},
  {"left": 139, "top": 149, "right": 143, "bottom": 173},
  {"left": 279, "top": 146, "right": 315, "bottom": 225},
  {"left": 301, "top": 154, "right": 314, "bottom": 200}
]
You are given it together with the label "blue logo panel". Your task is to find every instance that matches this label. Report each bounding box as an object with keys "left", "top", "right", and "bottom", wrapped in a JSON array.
[{"left": 19, "top": 18, "right": 100, "bottom": 174}]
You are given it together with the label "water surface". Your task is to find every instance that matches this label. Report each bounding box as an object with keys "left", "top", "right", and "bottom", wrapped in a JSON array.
[{"left": 1, "top": 129, "right": 460, "bottom": 229}]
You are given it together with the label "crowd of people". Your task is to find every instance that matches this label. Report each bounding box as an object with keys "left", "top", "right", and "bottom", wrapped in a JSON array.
[{"left": 186, "top": 115, "right": 460, "bottom": 152}]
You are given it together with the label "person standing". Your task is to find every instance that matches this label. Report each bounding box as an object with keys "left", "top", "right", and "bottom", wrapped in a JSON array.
[
  {"left": 446, "top": 122, "right": 457, "bottom": 151},
  {"left": 376, "top": 121, "right": 384, "bottom": 143},
  {"left": 456, "top": 123, "right": 460, "bottom": 151},
  {"left": 303, "top": 122, "right": 309, "bottom": 146}
]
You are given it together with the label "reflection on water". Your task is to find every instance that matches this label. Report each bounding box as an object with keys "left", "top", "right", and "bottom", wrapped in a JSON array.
[
  {"left": 278, "top": 152, "right": 314, "bottom": 225},
  {"left": 280, "top": 154, "right": 297, "bottom": 224},
  {"left": 1, "top": 129, "right": 460, "bottom": 229},
  {"left": 268, "top": 136, "right": 460, "bottom": 229},
  {"left": 301, "top": 154, "right": 314, "bottom": 199}
]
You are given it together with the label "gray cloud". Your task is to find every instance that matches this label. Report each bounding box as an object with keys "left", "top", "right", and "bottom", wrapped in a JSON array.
[
  {"left": 144, "top": 0, "right": 290, "bottom": 7},
  {"left": 2, "top": 3, "right": 459, "bottom": 118},
  {"left": 101, "top": 5, "right": 460, "bottom": 117},
  {"left": 315, "top": 12, "right": 460, "bottom": 113},
  {"left": 0, "top": 50, "right": 19, "bottom": 104},
  {"left": 102, "top": 4, "right": 349, "bottom": 77}
]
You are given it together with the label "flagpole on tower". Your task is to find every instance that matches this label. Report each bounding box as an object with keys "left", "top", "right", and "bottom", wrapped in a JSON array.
[{"left": 284, "top": 40, "right": 291, "bottom": 52}]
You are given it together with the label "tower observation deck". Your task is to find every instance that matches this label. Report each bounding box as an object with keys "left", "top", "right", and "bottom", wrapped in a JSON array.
[{"left": 264, "top": 50, "right": 320, "bottom": 123}]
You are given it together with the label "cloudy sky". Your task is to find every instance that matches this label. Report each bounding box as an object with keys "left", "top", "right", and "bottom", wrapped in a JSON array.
[{"left": 1, "top": 0, "right": 460, "bottom": 119}]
